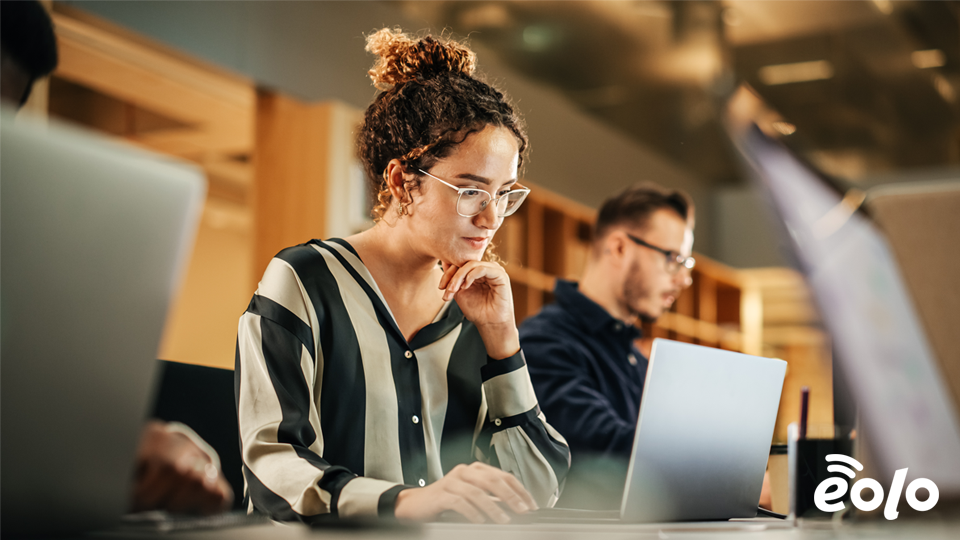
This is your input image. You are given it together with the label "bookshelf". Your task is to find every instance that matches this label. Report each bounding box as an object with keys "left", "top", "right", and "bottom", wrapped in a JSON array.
[{"left": 498, "top": 183, "right": 832, "bottom": 443}]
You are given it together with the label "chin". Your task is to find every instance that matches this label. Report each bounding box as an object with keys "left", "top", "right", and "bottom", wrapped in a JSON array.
[
  {"left": 635, "top": 304, "right": 663, "bottom": 325},
  {"left": 637, "top": 312, "right": 659, "bottom": 325},
  {"left": 440, "top": 249, "right": 483, "bottom": 268}
]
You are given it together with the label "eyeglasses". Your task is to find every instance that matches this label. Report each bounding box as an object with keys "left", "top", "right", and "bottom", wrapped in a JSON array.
[
  {"left": 418, "top": 169, "right": 530, "bottom": 218},
  {"left": 626, "top": 233, "right": 695, "bottom": 274}
]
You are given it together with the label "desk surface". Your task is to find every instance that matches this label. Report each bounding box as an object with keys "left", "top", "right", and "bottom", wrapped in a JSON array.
[{"left": 91, "top": 518, "right": 960, "bottom": 540}]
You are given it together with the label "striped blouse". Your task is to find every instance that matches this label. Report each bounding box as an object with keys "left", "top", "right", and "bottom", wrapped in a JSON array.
[{"left": 235, "top": 239, "right": 570, "bottom": 522}]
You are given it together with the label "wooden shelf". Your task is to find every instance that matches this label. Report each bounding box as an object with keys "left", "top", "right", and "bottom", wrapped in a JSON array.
[{"left": 503, "top": 182, "right": 833, "bottom": 443}]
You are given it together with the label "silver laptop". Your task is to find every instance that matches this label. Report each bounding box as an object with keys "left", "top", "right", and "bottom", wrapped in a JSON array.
[
  {"left": 0, "top": 110, "right": 205, "bottom": 535},
  {"left": 526, "top": 338, "right": 786, "bottom": 524},
  {"left": 620, "top": 339, "right": 786, "bottom": 522}
]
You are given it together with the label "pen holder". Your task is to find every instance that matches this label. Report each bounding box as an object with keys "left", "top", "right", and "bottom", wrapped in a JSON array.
[{"left": 788, "top": 423, "right": 854, "bottom": 520}]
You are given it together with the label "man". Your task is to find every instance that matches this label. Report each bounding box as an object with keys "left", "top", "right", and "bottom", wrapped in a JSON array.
[
  {"left": 519, "top": 182, "right": 695, "bottom": 509},
  {"left": 1, "top": 0, "right": 232, "bottom": 515}
]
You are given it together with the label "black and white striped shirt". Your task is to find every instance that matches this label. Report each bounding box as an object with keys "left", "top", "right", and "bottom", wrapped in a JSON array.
[{"left": 235, "top": 239, "right": 570, "bottom": 521}]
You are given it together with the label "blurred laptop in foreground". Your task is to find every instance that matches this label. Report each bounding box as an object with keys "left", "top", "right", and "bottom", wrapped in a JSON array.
[
  {"left": 0, "top": 108, "right": 205, "bottom": 535},
  {"left": 725, "top": 86, "right": 960, "bottom": 512}
]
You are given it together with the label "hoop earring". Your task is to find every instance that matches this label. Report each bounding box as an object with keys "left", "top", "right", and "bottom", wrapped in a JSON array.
[{"left": 397, "top": 202, "right": 409, "bottom": 217}]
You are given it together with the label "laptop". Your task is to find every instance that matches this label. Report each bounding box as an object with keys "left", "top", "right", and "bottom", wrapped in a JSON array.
[
  {"left": 0, "top": 109, "right": 205, "bottom": 535},
  {"left": 525, "top": 338, "right": 786, "bottom": 524},
  {"left": 725, "top": 86, "right": 960, "bottom": 495}
]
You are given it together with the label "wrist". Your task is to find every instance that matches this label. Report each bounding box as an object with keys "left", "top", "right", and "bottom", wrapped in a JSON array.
[
  {"left": 393, "top": 486, "right": 419, "bottom": 518},
  {"left": 477, "top": 323, "right": 520, "bottom": 360}
]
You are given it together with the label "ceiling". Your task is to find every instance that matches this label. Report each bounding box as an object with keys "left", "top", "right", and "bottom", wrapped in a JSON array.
[{"left": 396, "top": 0, "right": 960, "bottom": 186}]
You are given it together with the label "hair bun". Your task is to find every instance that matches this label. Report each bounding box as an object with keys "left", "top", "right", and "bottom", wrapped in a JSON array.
[{"left": 365, "top": 27, "right": 476, "bottom": 90}]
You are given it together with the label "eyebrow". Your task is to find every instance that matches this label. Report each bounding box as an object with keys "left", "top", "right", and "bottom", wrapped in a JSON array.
[{"left": 454, "top": 173, "right": 518, "bottom": 187}]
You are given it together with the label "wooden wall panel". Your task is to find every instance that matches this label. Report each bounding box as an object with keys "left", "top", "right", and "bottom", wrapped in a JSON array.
[{"left": 253, "top": 92, "right": 333, "bottom": 283}]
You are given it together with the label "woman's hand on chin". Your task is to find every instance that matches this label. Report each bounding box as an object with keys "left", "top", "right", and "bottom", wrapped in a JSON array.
[{"left": 439, "top": 261, "right": 520, "bottom": 360}]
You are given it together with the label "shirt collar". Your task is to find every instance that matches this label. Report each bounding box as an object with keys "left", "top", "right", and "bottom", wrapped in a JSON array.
[{"left": 554, "top": 279, "right": 641, "bottom": 339}]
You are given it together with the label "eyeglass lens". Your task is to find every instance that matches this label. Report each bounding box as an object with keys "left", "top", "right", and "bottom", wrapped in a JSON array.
[
  {"left": 666, "top": 255, "right": 695, "bottom": 273},
  {"left": 458, "top": 190, "right": 527, "bottom": 217}
]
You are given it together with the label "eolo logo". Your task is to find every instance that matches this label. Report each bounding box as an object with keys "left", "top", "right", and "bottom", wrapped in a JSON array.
[{"left": 814, "top": 454, "right": 939, "bottom": 519}]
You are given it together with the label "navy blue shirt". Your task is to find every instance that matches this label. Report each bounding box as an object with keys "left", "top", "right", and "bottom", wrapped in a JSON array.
[{"left": 519, "top": 279, "right": 649, "bottom": 459}]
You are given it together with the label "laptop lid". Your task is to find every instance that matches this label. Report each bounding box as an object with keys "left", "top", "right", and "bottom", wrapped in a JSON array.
[
  {"left": 725, "top": 86, "right": 960, "bottom": 494},
  {"left": 621, "top": 339, "right": 786, "bottom": 522},
  {"left": 0, "top": 110, "right": 205, "bottom": 535}
]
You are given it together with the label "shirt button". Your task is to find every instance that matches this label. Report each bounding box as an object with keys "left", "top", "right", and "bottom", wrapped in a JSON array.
[
  {"left": 628, "top": 354, "right": 638, "bottom": 366},
  {"left": 412, "top": 415, "right": 420, "bottom": 424},
  {"left": 404, "top": 350, "right": 413, "bottom": 359},
  {"left": 614, "top": 322, "right": 623, "bottom": 331},
  {"left": 494, "top": 418, "right": 502, "bottom": 426},
  {"left": 418, "top": 479, "right": 426, "bottom": 487}
]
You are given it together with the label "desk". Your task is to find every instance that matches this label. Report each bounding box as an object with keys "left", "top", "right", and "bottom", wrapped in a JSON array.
[{"left": 90, "top": 518, "right": 959, "bottom": 540}]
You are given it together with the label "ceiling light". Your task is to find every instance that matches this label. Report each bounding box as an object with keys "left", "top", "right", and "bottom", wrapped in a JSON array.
[
  {"left": 872, "top": 0, "right": 894, "bottom": 15},
  {"left": 912, "top": 49, "right": 946, "bottom": 69},
  {"left": 459, "top": 4, "right": 512, "bottom": 29},
  {"left": 522, "top": 25, "right": 560, "bottom": 52},
  {"left": 934, "top": 74, "right": 956, "bottom": 103},
  {"left": 771, "top": 121, "right": 796, "bottom": 136},
  {"left": 758, "top": 60, "right": 834, "bottom": 85}
]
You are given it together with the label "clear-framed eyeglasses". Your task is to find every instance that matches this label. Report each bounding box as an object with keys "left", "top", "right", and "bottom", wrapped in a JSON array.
[
  {"left": 418, "top": 169, "right": 531, "bottom": 218},
  {"left": 626, "top": 233, "right": 696, "bottom": 274}
]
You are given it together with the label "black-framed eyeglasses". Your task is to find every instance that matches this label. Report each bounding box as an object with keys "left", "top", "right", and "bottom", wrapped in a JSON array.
[{"left": 626, "top": 233, "right": 695, "bottom": 274}]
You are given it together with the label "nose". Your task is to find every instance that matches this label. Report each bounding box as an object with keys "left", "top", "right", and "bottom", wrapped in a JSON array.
[
  {"left": 675, "top": 266, "right": 693, "bottom": 289},
  {"left": 473, "top": 197, "right": 502, "bottom": 230}
]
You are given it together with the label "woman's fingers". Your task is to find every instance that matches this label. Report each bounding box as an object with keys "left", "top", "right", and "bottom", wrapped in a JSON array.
[
  {"left": 461, "top": 264, "right": 507, "bottom": 290},
  {"left": 442, "top": 262, "right": 505, "bottom": 299},
  {"left": 461, "top": 463, "right": 537, "bottom": 513},
  {"left": 439, "top": 262, "right": 459, "bottom": 290},
  {"left": 448, "top": 481, "right": 511, "bottom": 524},
  {"left": 500, "top": 471, "right": 539, "bottom": 511},
  {"left": 445, "top": 492, "right": 486, "bottom": 524}
]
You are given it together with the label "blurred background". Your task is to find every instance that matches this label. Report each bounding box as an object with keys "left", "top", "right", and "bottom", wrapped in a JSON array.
[{"left": 25, "top": 1, "right": 960, "bottom": 457}]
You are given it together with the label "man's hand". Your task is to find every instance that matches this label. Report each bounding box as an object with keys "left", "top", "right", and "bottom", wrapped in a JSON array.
[
  {"left": 394, "top": 462, "right": 538, "bottom": 523},
  {"left": 131, "top": 421, "right": 233, "bottom": 515}
]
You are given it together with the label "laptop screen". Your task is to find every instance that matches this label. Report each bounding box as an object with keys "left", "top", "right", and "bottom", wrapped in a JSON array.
[{"left": 725, "top": 87, "right": 960, "bottom": 493}]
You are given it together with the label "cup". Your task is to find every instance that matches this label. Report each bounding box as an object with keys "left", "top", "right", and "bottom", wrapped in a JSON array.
[{"left": 788, "top": 423, "right": 855, "bottom": 519}]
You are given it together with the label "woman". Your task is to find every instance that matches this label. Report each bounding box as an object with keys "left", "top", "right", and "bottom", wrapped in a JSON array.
[{"left": 236, "top": 28, "right": 569, "bottom": 524}]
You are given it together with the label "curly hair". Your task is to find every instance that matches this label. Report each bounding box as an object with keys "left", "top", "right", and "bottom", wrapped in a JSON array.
[{"left": 357, "top": 28, "right": 528, "bottom": 249}]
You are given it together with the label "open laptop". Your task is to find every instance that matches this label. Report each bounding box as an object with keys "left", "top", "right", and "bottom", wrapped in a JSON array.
[
  {"left": 725, "top": 86, "right": 960, "bottom": 496},
  {"left": 0, "top": 109, "right": 205, "bottom": 535},
  {"left": 526, "top": 338, "right": 786, "bottom": 524}
]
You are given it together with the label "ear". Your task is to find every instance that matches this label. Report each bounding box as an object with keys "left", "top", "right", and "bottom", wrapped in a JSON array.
[
  {"left": 383, "top": 159, "right": 411, "bottom": 204},
  {"left": 600, "top": 230, "right": 629, "bottom": 268}
]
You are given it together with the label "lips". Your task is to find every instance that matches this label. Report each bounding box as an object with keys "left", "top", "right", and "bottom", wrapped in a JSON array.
[{"left": 463, "top": 237, "right": 490, "bottom": 250}]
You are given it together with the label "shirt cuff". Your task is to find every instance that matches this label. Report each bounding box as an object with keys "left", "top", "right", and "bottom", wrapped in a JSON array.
[
  {"left": 337, "top": 477, "right": 410, "bottom": 519},
  {"left": 480, "top": 350, "right": 539, "bottom": 422}
]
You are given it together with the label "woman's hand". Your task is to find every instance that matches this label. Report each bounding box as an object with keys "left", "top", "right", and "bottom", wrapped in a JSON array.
[
  {"left": 394, "top": 462, "right": 538, "bottom": 523},
  {"left": 439, "top": 261, "right": 519, "bottom": 359}
]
